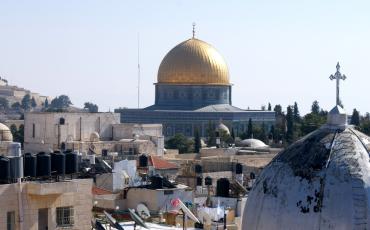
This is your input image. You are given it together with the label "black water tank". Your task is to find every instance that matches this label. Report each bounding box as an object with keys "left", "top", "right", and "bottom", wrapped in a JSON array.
[
  {"left": 150, "top": 175, "right": 163, "bottom": 189},
  {"left": 37, "top": 152, "right": 51, "bottom": 177},
  {"left": 9, "top": 157, "right": 22, "bottom": 180},
  {"left": 250, "top": 172, "right": 256, "bottom": 180},
  {"left": 51, "top": 151, "right": 65, "bottom": 175},
  {"left": 216, "top": 178, "right": 230, "bottom": 197},
  {"left": 195, "top": 164, "right": 202, "bottom": 174},
  {"left": 205, "top": 176, "right": 212, "bottom": 186},
  {"left": 196, "top": 176, "right": 203, "bottom": 186},
  {"left": 0, "top": 156, "right": 10, "bottom": 183},
  {"left": 24, "top": 153, "right": 37, "bottom": 177},
  {"left": 102, "top": 149, "right": 108, "bottom": 156},
  {"left": 139, "top": 154, "right": 148, "bottom": 167},
  {"left": 236, "top": 163, "right": 243, "bottom": 174},
  {"left": 65, "top": 151, "right": 78, "bottom": 174}
]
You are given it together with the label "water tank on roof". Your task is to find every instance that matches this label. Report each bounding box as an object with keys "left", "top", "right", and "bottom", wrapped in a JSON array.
[
  {"left": 150, "top": 175, "right": 163, "bottom": 189},
  {"left": 195, "top": 164, "right": 202, "bottom": 174},
  {"left": 205, "top": 176, "right": 212, "bottom": 186},
  {"left": 36, "top": 152, "right": 51, "bottom": 177},
  {"left": 102, "top": 149, "right": 108, "bottom": 157},
  {"left": 0, "top": 156, "right": 10, "bottom": 183},
  {"left": 139, "top": 155, "right": 148, "bottom": 167},
  {"left": 9, "top": 156, "right": 23, "bottom": 180},
  {"left": 65, "top": 151, "right": 78, "bottom": 174},
  {"left": 196, "top": 176, "right": 203, "bottom": 186},
  {"left": 216, "top": 178, "right": 230, "bottom": 197},
  {"left": 250, "top": 172, "right": 256, "bottom": 180},
  {"left": 24, "top": 153, "right": 37, "bottom": 177},
  {"left": 7, "top": 142, "right": 21, "bottom": 157},
  {"left": 236, "top": 163, "right": 243, "bottom": 174},
  {"left": 51, "top": 151, "right": 65, "bottom": 175}
]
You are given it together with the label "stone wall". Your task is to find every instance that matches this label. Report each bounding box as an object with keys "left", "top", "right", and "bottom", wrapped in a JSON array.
[{"left": 0, "top": 179, "right": 93, "bottom": 230}]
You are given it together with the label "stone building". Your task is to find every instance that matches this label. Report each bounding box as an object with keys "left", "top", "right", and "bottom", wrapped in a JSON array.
[
  {"left": 0, "top": 179, "right": 93, "bottom": 230},
  {"left": 117, "top": 32, "right": 275, "bottom": 138},
  {"left": 24, "top": 112, "right": 164, "bottom": 156}
]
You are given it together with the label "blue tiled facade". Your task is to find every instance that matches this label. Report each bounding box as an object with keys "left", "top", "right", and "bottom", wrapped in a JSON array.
[{"left": 152, "top": 84, "right": 232, "bottom": 110}]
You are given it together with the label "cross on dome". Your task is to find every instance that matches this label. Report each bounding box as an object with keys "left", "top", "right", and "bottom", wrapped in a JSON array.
[{"left": 329, "top": 62, "right": 346, "bottom": 107}]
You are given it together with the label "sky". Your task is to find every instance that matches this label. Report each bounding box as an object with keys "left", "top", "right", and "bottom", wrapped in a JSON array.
[{"left": 0, "top": 0, "right": 370, "bottom": 115}]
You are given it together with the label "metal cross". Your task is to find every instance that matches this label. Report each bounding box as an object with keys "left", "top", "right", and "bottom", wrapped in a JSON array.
[
  {"left": 192, "top": 22, "right": 196, "bottom": 38},
  {"left": 329, "top": 62, "right": 346, "bottom": 107}
]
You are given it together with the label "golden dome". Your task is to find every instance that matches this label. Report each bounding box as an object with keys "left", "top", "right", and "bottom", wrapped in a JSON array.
[{"left": 157, "top": 38, "right": 230, "bottom": 85}]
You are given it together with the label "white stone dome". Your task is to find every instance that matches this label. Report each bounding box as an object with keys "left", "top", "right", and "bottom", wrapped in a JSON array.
[
  {"left": 243, "top": 124, "right": 370, "bottom": 229},
  {"left": 0, "top": 123, "right": 12, "bottom": 142},
  {"left": 216, "top": 122, "right": 230, "bottom": 135},
  {"left": 239, "top": 138, "right": 267, "bottom": 148}
]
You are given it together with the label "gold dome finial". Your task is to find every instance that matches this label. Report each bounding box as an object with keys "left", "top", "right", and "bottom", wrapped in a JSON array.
[{"left": 192, "top": 22, "right": 196, "bottom": 38}]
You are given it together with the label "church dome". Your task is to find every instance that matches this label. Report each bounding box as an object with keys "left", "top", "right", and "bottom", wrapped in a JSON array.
[
  {"left": 157, "top": 38, "right": 229, "bottom": 85},
  {"left": 243, "top": 107, "right": 370, "bottom": 229}
]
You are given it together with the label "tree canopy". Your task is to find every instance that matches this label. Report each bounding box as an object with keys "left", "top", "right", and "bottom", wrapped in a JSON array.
[
  {"left": 165, "top": 133, "right": 194, "bottom": 154},
  {"left": 84, "top": 102, "right": 99, "bottom": 113}
]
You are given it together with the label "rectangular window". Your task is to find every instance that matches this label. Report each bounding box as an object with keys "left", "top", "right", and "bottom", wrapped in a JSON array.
[
  {"left": 32, "top": 123, "right": 35, "bottom": 138},
  {"left": 7, "top": 211, "right": 15, "bottom": 230},
  {"left": 56, "top": 207, "right": 74, "bottom": 227}
]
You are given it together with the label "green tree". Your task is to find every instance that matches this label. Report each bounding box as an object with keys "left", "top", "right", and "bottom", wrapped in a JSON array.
[
  {"left": 165, "top": 133, "right": 194, "bottom": 154},
  {"left": 193, "top": 128, "right": 201, "bottom": 153},
  {"left": 286, "top": 106, "right": 294, "bottom": 143},
  {"left": 84, "top": 102, "right": 99, "bottom": 113},
  {"left": 360, "top": 120, "right": 370, "bottom": 136},
  {"left": 300, "top": 113, "right": 326, "bottom": 135},
  {"left": 49, "top": 95, "right": 72, "bottom": 110},
  {"left": 0, "top": 97, "right": 9, "bottom": 110},
  {"left": 206, "top": 121, "right": 216, "bottom": 147},
  {"left": 21, "top": 94, "right": 32, "bottom": 111},
  {"left": 44, "top": 98, "right": 49, "bottom": 108},
  {"left": 350, "top": 109, "right": 360, "bottom": 126},
  {"left": 274, "top": 104, "right": 283, "bottom": 115},
  {"left": 311, "top": 100, "right": 320, "bottom": 115},
  {"left": 31, "top": 97, "right": 37, "bottom": 108},
  {"left": 11, "top": 102, "right": 21, "bottom": 110},
  {"left": 268, "top": 103, "right": 272, "bottom": 111},
  {"left": 247, "top": 118, "right": 253, "bottom": 138},
  {"left": 10, "top": 124, "right": 17, "bottom": 138},
  {"left": 231, "top": 128, "right": 235, "bottom": 141},
  {"left": 293, "top": 102, "right": 300, "bottom": 122}
]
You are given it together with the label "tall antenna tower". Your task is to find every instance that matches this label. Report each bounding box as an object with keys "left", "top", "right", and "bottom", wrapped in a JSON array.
[{"left": 137, "top": 33, "right": 141, "bottom": 108}]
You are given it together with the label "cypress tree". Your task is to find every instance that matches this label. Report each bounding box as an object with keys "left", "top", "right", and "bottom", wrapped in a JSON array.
[
  {"left": 247, "top": 118, "right": 253, "bottom": 138},
  {"left": 351, "top": 109, "right": 360, "bottom": 126},
  {"left": 194, "top": 128, "right": 201, "bottom": 153},
  {"left": 286, "top": 106, "right": 294, "bottom": 143}
]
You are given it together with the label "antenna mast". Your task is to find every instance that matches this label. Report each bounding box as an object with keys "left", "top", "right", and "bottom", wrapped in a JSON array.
[{"left": 137, "top": 33, "right": 141, "bottom": 108}]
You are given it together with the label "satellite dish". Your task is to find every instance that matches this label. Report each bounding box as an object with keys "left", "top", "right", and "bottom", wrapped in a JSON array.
[
  {"left": 137, "top": 203, "right": 151, "bottom": 219},
  {"left": 129, "top": 208, "right": 149, "bottom": 229},
  {"left": 177, "top": 199, "right": 200, "bottom": 223},
  {"left": 198, "top": 209, "right": 212, "bottom": 225},
  {"left": 103, "top": 211, "right": 124, "bottom": 230}
]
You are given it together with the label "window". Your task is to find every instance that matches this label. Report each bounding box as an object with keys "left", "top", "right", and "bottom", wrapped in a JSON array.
[
  {"left": 56, "top": 207, "right": 74, "bottom": 227},
  {"left": 32, "top": 123, "right": 35, "bottom": 138},
  {"left": 7, "top": 211, "right": 15, "bottom": 230}
]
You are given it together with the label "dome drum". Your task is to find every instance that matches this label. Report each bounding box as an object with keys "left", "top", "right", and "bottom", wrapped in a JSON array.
[{"left": 154, "top": 83, "right": 231, "bottom": 110}]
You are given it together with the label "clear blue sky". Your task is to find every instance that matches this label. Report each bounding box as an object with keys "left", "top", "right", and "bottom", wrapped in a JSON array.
[{"left": 1, "top": 0, "right": 369, "bottom": 115}]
